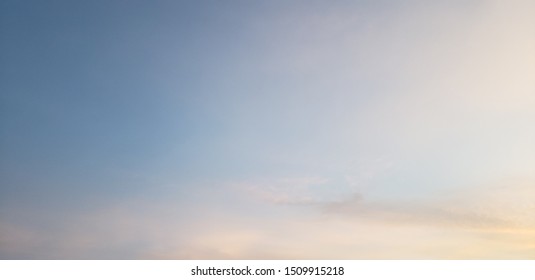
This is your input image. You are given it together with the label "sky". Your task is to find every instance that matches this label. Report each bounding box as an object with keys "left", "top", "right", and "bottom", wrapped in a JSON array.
[{"left": 1, "top": 0, "right": 534, "bottom": 259}]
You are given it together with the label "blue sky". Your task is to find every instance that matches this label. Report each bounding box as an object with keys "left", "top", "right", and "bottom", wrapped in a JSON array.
[{"left": 1, "top": 0, "right": 534, "bottom": 259}]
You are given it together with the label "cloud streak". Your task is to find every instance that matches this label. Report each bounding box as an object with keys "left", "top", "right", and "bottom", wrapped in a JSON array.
[
  {"left": 1, "top": 0, "right": 534, "bottom": 260},
  {"left": 2, "top": 178, "right": 534, "bottom": 259}
]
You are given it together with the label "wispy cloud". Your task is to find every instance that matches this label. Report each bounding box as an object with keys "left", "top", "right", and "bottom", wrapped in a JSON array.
[
  {"left": 2, "top": 178, "right": 534, "bottom": 259},
  {"left": 323, "top": 178, "right": 535, "bottom": 232},
  {"left": 231, "top": 177, "right": 330, "bottom": 205},
  {"left": 2, "top": 0, "right": 534, "bottom": 260}
]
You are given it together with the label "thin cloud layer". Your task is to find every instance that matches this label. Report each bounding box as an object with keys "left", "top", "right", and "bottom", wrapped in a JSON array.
[
  {"left": 2, "top": 179, "right": 534, "bottom": 259},
  {"left": 1, "top": 0, "right": 534, "bottom": 259}
]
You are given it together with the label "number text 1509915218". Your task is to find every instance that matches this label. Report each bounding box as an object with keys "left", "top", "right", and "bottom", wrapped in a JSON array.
[{"left": 284, "top": 266, "right": 344, "bottom": 276}]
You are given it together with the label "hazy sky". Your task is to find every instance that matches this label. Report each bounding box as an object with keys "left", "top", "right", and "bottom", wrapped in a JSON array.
[{"left": 1, "top": 0, "right": 534, "bottom": 259}]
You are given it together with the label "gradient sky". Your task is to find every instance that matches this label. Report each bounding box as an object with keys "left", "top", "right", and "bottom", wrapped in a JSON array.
[{"left": 1, "top": 0, "right": 534, "bottom": 259}]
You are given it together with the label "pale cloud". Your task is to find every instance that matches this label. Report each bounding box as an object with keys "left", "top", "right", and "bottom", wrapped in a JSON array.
[
  {"left": 231, "top": 176, "right": 331, "bottom": 205},
  {"left": 323, "top": 178, "right": 535, "bottom": 232},
  {"left": 2, "top": 178, "right": 534, "bottom": 259},
  {"left": 231, "top": 157, "right": 396, "bottom": 206},
  {"left": 2, "top": 0, "right": 534, "bottom": 260},
  {"left": 343, "top": 157, "right": 395, "bottom": 190}
]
